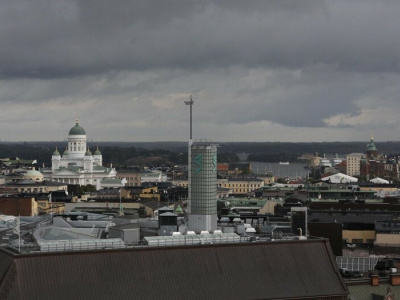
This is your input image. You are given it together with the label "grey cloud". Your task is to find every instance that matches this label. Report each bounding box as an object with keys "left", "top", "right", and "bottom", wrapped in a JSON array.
[
  {"left": 1, "top": 1, "right": 400, "bottom": 79},
  {"left": 1, "top": 1, "right": 400, "bottom": 142}
]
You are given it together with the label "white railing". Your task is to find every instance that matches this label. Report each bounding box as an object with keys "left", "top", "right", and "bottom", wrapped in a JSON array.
[
  {"left": 336, "top": 256, "right": 379, "bottom": 272},
  {"left": 37, "top": 238, "right": 126, "bottom": 253}
]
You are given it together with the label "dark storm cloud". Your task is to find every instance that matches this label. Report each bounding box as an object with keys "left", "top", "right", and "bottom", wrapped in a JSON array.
[
  {"left": 1, "top": 1, "right": 400, "bottom": 142},
  {"left": 1, "top": 0, "right": 399, "bottom": 79}
]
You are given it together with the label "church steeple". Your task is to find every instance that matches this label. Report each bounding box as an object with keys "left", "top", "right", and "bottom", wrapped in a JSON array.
[{"left": 366, "top": 134, "right": 377, "bottom": 159}]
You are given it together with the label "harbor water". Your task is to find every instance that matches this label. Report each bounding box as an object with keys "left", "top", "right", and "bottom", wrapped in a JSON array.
[{"left": 250, "top": 162, "right": 309, "bottom": 178}]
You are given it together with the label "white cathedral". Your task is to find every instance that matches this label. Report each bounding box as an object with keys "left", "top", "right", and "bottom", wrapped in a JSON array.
[{"left": 42, "top": 119, "right": 117, "bottom": 188}]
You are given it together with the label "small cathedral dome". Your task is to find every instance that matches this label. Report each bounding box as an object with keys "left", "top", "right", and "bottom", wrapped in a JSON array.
[
  {"left": 63, "top": 147, "right": 69, "bottom": 156},
  {"left": 94, "top": 147, "right": 102, "bottom": 155},
  {"left": 24, "top": 169, "right": 44, "bottom": 182},
  {"left": 53, "top": 147, "right": 60, "bottom": 156},
  {"left": 85, "top": 148, "right": 92, "bottom": 156},
  {"left": 69, "top": 119, "right": 86, "bottom": 135}
]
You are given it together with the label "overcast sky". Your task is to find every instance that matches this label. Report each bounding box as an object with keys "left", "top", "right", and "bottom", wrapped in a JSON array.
[{"left": 1, "top": 0, "right": 400, "bottom": 143}]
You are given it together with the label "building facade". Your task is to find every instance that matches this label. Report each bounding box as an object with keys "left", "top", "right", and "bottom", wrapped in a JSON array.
[
  {"left": 359, "top": 137, "right": 400, "bottom": 180},
  {"left": 115, "top": 169, "right": 141, "bottom": 186},
  {"left": 0, "top": 197, "right": 38, "bottom": 216},
  {"left": 346, "top": 153, "right": 364, "bottom": 176},
  {"left": 42, "top": 120, "right": 117, "bottom": 188},
  {"left": 218, "top": 177, "right": 264, "bottom": 195}
]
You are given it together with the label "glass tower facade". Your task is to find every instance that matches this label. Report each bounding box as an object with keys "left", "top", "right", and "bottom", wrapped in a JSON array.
[{"left": 188, "top": 143, "right": 218, "bottom": 232}]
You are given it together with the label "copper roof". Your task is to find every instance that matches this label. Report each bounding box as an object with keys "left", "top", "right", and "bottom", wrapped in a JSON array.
[{"left": 0, "top": 239, "right": 348, "bottom": 300}]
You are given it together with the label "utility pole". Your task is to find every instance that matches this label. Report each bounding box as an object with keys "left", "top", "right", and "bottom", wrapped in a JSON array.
[{"left": 119, "top": 188, "right": 123, "bottom": 216}]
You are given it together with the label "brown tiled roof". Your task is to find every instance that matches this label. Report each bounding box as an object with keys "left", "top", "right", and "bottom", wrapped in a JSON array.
[{"left": 0, "top": 239, "right": 348, "bottom": 300}]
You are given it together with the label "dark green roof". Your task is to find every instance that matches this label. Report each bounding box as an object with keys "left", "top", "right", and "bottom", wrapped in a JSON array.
[
  {"left": 94, "top": 147, "right": 102, "bottom": 155},
  {"left": 174, "top": 205, "right": 183, "bottom": 214},
  {"left": 53, "top": 147, "right": 60, "bottom": 156},
  {"left": 366, "top": 136, "right": 377, "bottom": 152},
  {"left": 69, "top": 120, "right": 86, "bottom": 135}
]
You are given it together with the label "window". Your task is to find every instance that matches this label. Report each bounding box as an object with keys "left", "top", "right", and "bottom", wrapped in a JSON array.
[{"left": 352, "top": 239, "right": 363, "bottom": 244}]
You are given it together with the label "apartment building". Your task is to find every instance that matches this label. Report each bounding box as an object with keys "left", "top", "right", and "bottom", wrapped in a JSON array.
[
  {"left": 218, "top": 177, "right": 264, "bottom": 195},
  {"left": 116, "top": 169, "right": 141, "bottom": 186},
  {"left": 346, "top": 153, "right": 363, "bottom": 176}
]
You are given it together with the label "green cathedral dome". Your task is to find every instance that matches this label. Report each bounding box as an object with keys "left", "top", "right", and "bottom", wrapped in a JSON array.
[
  {"left": 69, "top": 119, "right": 86, "bottom": 135},
  {"left": 366, "top": 136, "right": 377, "bottom": 152},
  {"left": 94, "top": 147, "right": 102, "bottom": 155},
  {"left": 52, "top": 147, "right": 60, "bottom": 156}
]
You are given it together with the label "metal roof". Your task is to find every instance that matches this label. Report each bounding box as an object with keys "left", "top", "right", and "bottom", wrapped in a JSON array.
[
  {"left": 347, "top": 280, "right": 400, "bottom": 299},
  {"left": 0, "top": 238, "right": 348, "bottom": 300}
]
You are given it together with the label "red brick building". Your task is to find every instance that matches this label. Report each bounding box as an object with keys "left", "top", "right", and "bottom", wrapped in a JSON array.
[
  {"left": 0, "top": 197, "right": 37, "bottom": 216},
  {"left": 360, "top": 137, "right": 400, "bottom": 180}
]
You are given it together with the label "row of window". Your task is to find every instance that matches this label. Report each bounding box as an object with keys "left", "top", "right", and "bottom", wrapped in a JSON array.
[
  {"left": 53, "top": 178, "right": 96, "bottom": 184},
  {"left": 347, "top": 239, "right": 375, "bottom": 244},
  {"left": 230, "top": 189, "right": 248, "bottom": 193},
  {"left": 70, "top": 140, "right": 86, "bottom": 152},
  {"left": 20, "top": 188, "right": 44, "bottom": 192},
  {"left": 117, "top": 176, "right": 139, "bottom": 181},
  {"left": 219, "top": 184, "right": 261, "bottom": 188}
]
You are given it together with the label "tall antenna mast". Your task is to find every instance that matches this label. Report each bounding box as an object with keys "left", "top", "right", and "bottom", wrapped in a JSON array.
[{"left": 184, "top": 95, "right": 194, "bottom": 140}]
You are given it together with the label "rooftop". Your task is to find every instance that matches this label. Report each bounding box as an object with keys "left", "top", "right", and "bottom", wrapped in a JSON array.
[{"left": 0, "top": 238, "right": 348, "bottom": 300}]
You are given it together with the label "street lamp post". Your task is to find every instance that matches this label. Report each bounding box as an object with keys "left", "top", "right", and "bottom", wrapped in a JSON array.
[{"left": 119, "top": 188, "right": 123, "bottom": 216}]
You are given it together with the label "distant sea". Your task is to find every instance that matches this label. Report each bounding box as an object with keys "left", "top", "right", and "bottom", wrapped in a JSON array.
[
  {"left": 250, "top": 162, "right": 309, "bottom": 178},
  {"left": 237, "top": 152, "right": 309, "bottom": 178}
]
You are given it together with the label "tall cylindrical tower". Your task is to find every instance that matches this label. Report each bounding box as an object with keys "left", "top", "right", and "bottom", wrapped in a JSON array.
[{"left": 188, "top": 142, "right": 218, "bottom": 233}]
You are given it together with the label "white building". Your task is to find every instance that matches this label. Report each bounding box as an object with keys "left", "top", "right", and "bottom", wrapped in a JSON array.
[
  {"left": 321, "top": 172, "right": 358, "bottom": 184},
  {"left": 370, "top": 177, "right": 390, "bottom": 184},
  {"left": 42, "top": 120, "right": 117, "bottom": 189},
  {"left": 346, "top": 153, "right": 364, "bottom": 176},
  {"left": 140, "top": 169, "right": 167, "bottom": 183}
]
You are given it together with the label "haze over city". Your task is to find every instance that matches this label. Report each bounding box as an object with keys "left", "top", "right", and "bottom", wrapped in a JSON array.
[{"left": 1, "top": 1, "right": 400, "bottom": 143}]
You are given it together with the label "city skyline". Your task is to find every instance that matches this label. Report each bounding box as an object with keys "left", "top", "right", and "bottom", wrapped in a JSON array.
[{"left": 1, "top": 1, "right": 400, "bottom": 143}]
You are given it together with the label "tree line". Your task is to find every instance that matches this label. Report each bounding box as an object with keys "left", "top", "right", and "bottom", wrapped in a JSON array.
[
  {"left": 2, "top": 140, "right": 400, "bottom": 166},
  {"left": 0, "top": 142, "right": 240, "bottom": 168}
]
